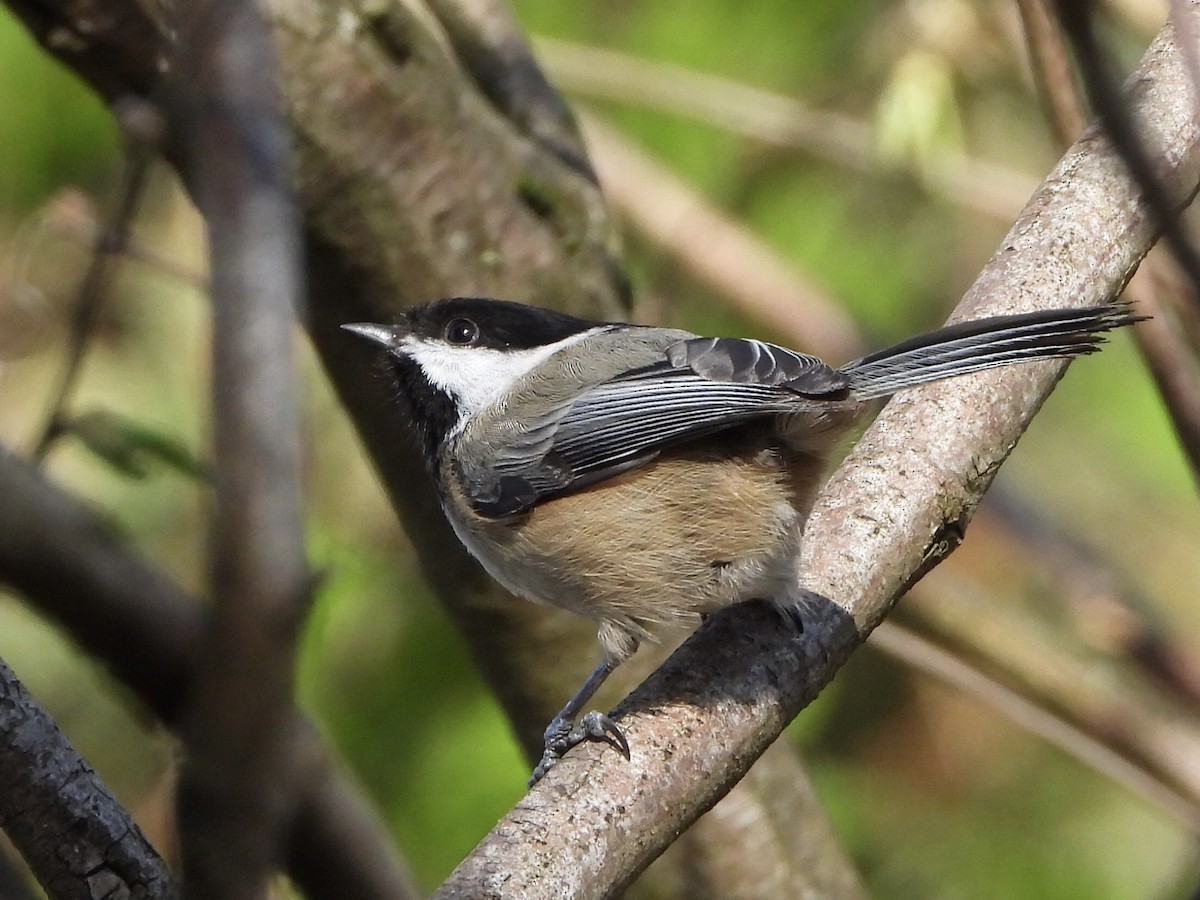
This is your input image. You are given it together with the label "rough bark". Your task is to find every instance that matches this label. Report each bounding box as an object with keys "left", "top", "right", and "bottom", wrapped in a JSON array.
[
  {"left": 434, "top": 11, "right": 1200, "bottom": 897},
  {"left": 0, "top": 656, "right": 180, "bottom": 900}
]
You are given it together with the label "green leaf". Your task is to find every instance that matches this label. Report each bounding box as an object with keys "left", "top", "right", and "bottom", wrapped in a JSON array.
[{"left": 63, "top": 409, "right": 209, "bottom": 481}]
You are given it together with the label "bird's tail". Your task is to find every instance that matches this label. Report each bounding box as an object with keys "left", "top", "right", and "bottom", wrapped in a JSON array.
[{"left": 841, "top": 303, "right": 1140, "bottom": 401}]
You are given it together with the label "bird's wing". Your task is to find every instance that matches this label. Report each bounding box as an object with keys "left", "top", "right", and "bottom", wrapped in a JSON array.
[{"left": 461, "top": 337, "right": 849, "bottom": 517}]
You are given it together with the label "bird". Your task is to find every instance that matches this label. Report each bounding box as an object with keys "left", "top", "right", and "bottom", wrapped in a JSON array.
[{"left": 342, "top": 297, "right": 1137, "bottom": 783}]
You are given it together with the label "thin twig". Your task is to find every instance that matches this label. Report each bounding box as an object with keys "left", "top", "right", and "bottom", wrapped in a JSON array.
[
  {"left": 869, "top": 622, "right": 1199, "bottom": 828},
  {"left": 1016, "top": 0, "right": 1091, "bottom": 144},
  {"left": 37, "top": 188, "right": 209, "bottom": 290},
  {"left": 29, "top": 105, "right": 158, "bottom": 464},
  {"left": 581, "top": 111, "right": 865, "bottom": 360},
  {"left": 1126, "top": 273, "right": 1200, "bottom": 492},
  {"left": 535, "top": 35, "right": 1038, "bottom": 223}
]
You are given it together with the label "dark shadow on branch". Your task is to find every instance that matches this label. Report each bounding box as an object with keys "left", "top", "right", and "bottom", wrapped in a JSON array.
[{"left": 432, "top": 12, "right": 1200, "bottom": 894}]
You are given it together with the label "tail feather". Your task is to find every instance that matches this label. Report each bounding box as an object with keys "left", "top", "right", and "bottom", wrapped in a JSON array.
[{"left": 842, "top": 303, "right": 1141, "bottom": 401}]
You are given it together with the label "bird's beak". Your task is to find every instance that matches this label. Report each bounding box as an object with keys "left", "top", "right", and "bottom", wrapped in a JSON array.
[{"left": 341, "top": 322, "right": 398, "bottom": 349}]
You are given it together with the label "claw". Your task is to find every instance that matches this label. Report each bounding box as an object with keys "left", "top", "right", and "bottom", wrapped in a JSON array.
[
  {"left": 528, "top": 709, "right": 629, "bottom": 786},
  {"left": 575, "top": 710, "right": 630, "bottom": 759},
  {"left": 773, "top": 589, "right": 833, "bottom": 634},
  {"left": 776, "top": 602, "right": 806, "bottom": 633},
  {"left": 528, "top": 657, "right": 628, "bottom": 786}
]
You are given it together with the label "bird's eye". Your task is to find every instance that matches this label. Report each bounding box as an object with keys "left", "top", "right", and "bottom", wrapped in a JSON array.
[{"left": 445, "top": 317, "right": 480, "bottom": 345}]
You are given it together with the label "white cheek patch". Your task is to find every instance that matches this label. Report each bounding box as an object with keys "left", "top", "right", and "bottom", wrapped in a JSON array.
[{"left": 402, "top": 327, "right": 604, "bottom": 421}]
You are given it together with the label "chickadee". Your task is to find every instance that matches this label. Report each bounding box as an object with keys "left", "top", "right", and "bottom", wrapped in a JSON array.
[{"left": 343, "top": 297, "right": 1136, "bottom": 783}]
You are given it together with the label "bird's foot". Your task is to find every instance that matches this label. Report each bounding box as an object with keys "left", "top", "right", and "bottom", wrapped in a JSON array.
[
  {"left": 773, "top": 589, "right": 834, "bottom": 634},
  {"left": 528, "top": 710, "right": 629, "bottom": 787}
]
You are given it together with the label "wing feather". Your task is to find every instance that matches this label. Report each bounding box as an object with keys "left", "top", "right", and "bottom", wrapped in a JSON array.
[{"left": 461, "top": 336, "right": 848, "bottom": 516}]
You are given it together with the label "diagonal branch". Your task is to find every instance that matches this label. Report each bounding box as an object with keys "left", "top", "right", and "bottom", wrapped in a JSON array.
[
  {"left": 0, "top": 654, "right": 180, "bottom": 899},
  {"left": 434, "top": 13, "right": 1200, "bottom": 897},
  {"left": 1021, "top": 0, "right": 1200, "bottom": 493}
]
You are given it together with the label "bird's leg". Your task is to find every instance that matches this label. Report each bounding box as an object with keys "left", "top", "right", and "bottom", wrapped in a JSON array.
[{"left": 529, "top": 657, "right": 628, "bottom": 786}]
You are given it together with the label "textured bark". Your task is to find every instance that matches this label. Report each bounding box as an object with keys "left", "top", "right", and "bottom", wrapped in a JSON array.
[
  {"left": 0, "top": 656, "right": 180, "bottom": 900},
  {"left": 434, "top": 11, "right": 1200, "bottom": 898},
  {"left": 1, "top": 0, "right": 625, "bottom": 790}
]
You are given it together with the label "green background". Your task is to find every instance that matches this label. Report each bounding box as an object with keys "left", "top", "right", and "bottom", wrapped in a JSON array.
[{"left": 0, "top": 1, "right": 1196, "bottom": 896}]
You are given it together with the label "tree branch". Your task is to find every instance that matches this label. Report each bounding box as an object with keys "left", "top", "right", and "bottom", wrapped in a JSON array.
[
  {"left": 535, "top": 35, "right": 1039, "bottom": 224},
  {"left": 580, "top": 111, "right": 865, "bottom": 360},
  {"left": 162, "top": 0, "right": 311, "bottom": 895},
  {"left": 29, "top": 106, "right": 157, "bottom": 464},
  {"left": 872, "top": 618, "right": 1200, "bottom": 826},
  {"left": 0, "top": 655, "right": 180, "bottom": 899},
  {"left": 0, "top": 445, "right": 420, "bottom": 900},
  {"left": 434, "top": 14, "right": 1200, "bottom": 896},
  {"left": 1021, "top": 0, "right": 1200, "bottom": 493},
  {"left": 2, "top": 0, "right": 630, "bottom": 774}
]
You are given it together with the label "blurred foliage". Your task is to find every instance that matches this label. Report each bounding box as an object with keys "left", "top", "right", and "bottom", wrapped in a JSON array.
[
  {"left": 0, "top": 0, "right": 1198, "bottom": 897},
  {"left": 0, "top": 17, "right": 117, "bottom": 212}
]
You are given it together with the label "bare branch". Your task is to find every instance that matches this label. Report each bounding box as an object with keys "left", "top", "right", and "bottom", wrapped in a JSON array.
[
  {"left": 29, "top": 104, "right": 158, "bottom": 464},
  {"left": 0, "top": 445, "right": 421, "bottom": 900},
  {"left": 872, "top": 620, "right": 1200, "bottom": 827},
  {"left": 436, "top": 601, "right": 859, "bottom": 899},
  {"left": 1016, "top": 0, "right": 1090, "bottom": 145},
  {"left": 0, "top": 655, "right": 180, "bottom": 899},
  {"left": 535, "top": 36, "right": 1038, "bottom": 223},
  {"left": 435, "top": 14, "right": 1200, "bottom": 896},
  {"left": 581, "top": 112, "right": 865, "bottom": 360},
  {"left": 161, "top": 0, "right": 311, "bottom": 895}
]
